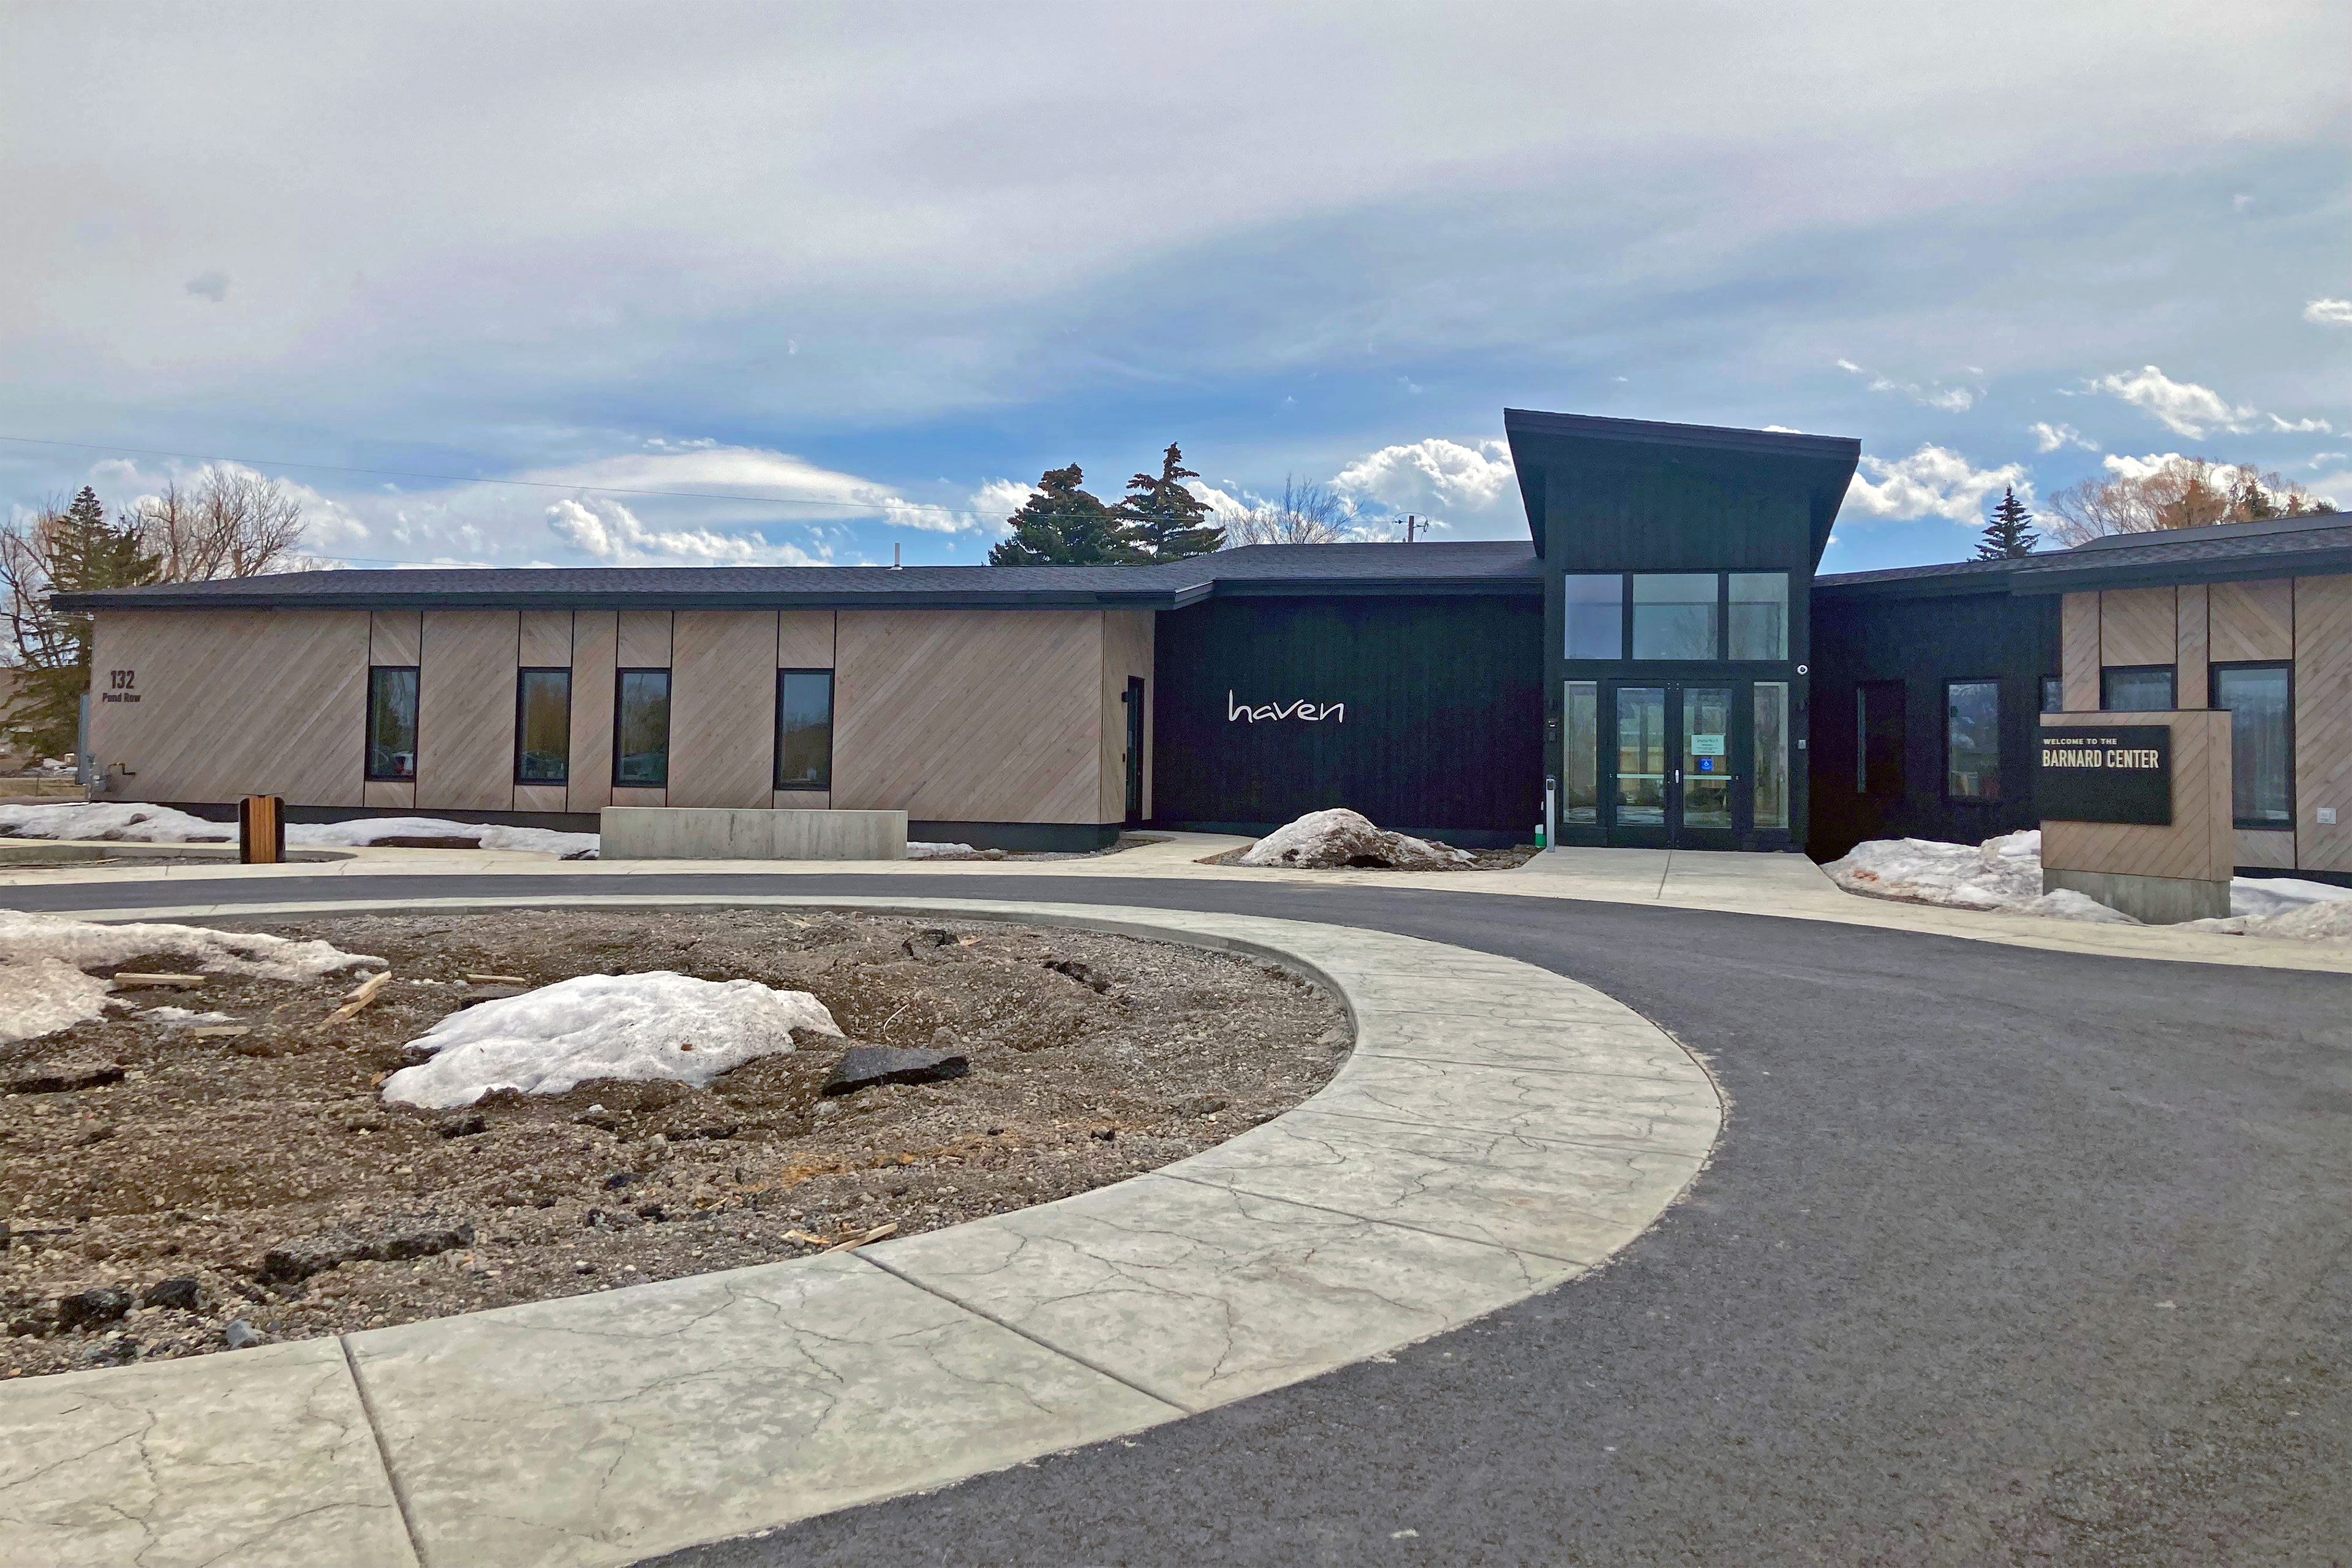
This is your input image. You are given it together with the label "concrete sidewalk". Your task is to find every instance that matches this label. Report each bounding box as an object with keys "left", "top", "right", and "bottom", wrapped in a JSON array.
[{"left": 0, "top": 899, "right": 1717, "bottom": 1568}]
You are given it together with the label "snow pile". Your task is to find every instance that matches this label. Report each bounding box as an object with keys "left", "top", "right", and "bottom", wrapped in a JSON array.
[
  {"left": 145, "top": 1006, "right": 235, "bottom": 1025},
  {"left": 906, "top": 842, "right": 981, "bottom": 859},
  {"left": 380, "top": 971, "right": 842, "bottom": 1109},
  {"left": 1240, "top": 808, "right": 1473, "bottom": 871},
  {"left": 0, "top": 801, "right": 596, "bottom": 858},
  {"left": 1827, "top": 830, "right": 2352, "bottom": 940},
  {"left": 0, "top": 907, "right": 379, "bottom": 1042}
]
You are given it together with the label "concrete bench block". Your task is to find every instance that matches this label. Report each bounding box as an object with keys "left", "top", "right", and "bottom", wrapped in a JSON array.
[{"left": 600, "top": 807, "right": 908, "bottom": 861}]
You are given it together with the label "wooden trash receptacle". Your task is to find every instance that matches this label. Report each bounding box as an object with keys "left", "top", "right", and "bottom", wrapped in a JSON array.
[{"left": 239, "top": 794, "right": 285, "bottom": 864}]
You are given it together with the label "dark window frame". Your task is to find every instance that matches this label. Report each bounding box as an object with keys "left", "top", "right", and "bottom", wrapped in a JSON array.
[
  {"left": 773, "top": 667, "right": 835, "bottom": 791},
  {"left": 512, "top": 667, "right": 573, "bottom": 786},
  {"left": 2209, "top": 660, "right": 2295, "bottom": 831},
  {"left": 2100, "top": 663, "right": 2177, "bottom": 712},
  {"left": 612, "top": 667, "right": 673, "bottom": 790},
  {"left": 365, "top": 665, "right": 420, "bottom": 782},
  {"left": 1943, "top": 676, "right": 2003, "bottom": 805}
]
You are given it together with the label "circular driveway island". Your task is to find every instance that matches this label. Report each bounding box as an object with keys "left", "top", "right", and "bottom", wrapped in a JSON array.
[{"left": 7, "top": 870, "right": 2348, "bottom": 1566}]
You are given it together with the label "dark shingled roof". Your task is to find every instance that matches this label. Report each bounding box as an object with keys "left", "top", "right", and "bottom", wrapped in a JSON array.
[
  {"left": 53, "top": 540, "right": 1544, "bottom": 612},
  {"left": 2007, "top": 514, "right": 2352, "bottom": 593}
]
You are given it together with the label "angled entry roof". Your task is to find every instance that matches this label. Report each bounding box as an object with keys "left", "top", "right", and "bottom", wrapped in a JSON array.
[{"left": 52, "top": 541, "right": 1543, "bottom": 613}]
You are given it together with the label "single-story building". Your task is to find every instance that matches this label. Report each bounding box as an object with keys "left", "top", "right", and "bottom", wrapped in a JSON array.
[{"left": 53, "top": 410, "right": 2352, "bottom": 874}]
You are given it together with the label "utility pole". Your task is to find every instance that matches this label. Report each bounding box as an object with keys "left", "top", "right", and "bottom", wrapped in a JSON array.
[{"left": 1403, "top": 514, "right": 1419, "bottom": 544}]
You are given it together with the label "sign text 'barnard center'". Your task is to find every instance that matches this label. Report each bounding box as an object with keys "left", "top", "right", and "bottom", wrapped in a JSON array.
[{"left": 2036, "top": 724, "right": 2172, "bottom": 826}]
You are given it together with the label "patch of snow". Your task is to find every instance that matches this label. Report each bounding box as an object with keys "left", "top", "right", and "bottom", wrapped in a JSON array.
[
  {"left": 2220, "top": 875, "right": 2352, "bottom": 920},
  {"left": 0, "top": 907, "right": 380, "bottom": 1043},
  {"left": 145, "top": 1006, "right": 236, "bottom": 1025},
  {"left": 1240, "top": 808, "right": 1472, "bottom": 871},
  {"left": 905, "top": 842, "right": 981, "bottom": 859},
  {"left": 0, "top": 801, "right": 598, "bottom": 858},
  {"left": 381, "top": 971, "right": 842, "bottom": 1109}
]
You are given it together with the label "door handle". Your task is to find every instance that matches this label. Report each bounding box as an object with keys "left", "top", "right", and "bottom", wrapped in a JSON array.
[{"left": 1672, "top": 769, "right": 1681, "bottom": 785}]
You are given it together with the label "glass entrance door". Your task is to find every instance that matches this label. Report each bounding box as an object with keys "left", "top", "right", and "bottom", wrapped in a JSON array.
[{"left": 1600, "top": 682, "right": 1746, "bottom": 848}]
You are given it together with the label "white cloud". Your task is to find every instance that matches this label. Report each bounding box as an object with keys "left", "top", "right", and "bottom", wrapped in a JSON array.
[
  {"left": 544, "top": 497, "right": 818, "bottom": 564},
  {"left": 1328, "top": 437, "right": 1515, "bottom": 519},
  {"left": 2088, "top": 365, "right": 2258, "bottom": 438},
  {"left": 1844, "top": 358, "right": 1978, "bottom": 411},
  {"left": 2304, "top": 299, "right": 2352, "bottom": 326},
  {"left": 1844, "top": 445, "right": 2030, "bottom": 524},
  {"left": 1834, "top": 359, "right": 1863, "bottom": 373},
  {"left": 2309, "top": 453, "right": 2348, "bottom": 468},
  {"left": 968, "top": 478, "right": 1040, "bottom": 532},
  {"left": 2030, "top": 421, "right": 2098, "bottom": 453},
  {"left": 183, "top": 271, "right": 228, "bottom": 301},
  {"left": 2268, "top": 413, "right": 2334, "bottom": 434}
]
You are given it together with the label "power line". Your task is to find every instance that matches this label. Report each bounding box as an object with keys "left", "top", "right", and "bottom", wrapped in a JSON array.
[{"left": 0, "top": 432, "right": 984, "bottom": 518}]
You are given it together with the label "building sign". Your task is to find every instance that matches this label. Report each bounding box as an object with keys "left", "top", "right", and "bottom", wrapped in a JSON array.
[
  {"left": 1227, "top": 691, "right": 1344, "bottom": 724},
  {"left": 100, "top": 668, "right": 141, "bottom": 705},
  {"left": 2037, "top": 724, "right": 2171, "bottom": 826}
]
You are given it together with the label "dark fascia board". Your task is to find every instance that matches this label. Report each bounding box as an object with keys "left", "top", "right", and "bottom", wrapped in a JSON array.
[
  {"left": 50, "top": 585, "right": 1191, "bottom": 612},
  {"left": 1502, "top": 408, "right": 1861, "bottom": 561},
  {"left": 2008, "top": 545, "right": 2352, "bottom": 595},
  {"left": 1206, "top": 575, "right": 1540, "bottom": 600},
  {"left": 1812, "top": 562, "right": 2030, "bottom": 602}
]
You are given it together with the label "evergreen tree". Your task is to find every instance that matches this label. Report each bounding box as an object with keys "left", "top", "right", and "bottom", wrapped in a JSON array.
[
  {"left": 986, "top": 465, "right": 1141, "bottom": 565},
  {"left": 1975, "top": 486, "right": 2040, "bottom": 559},
  {"left": 0, "top": 487, "right": 160, "bottom": 756},
  {"left": 1115, "top": 443, "right": 1225, "bottom": 562}
]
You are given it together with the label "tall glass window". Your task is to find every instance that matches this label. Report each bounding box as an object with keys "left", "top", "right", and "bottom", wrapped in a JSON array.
[
  {"left": 1754, "top": 682, "right": 1790, "bottom": 829},
  {"left": 614, "top": 669, "right": 671, "bottom": 787},
  {"left": 1632, "top": 575, "right": 1718, "bottom": 660},
  {"left": 1616, "top": 687, "right": 1667, "bottom": 823},
  {"left": 2211, "top": 665, "right": 2292, "bottom": 827},
  {"left": 513, "top": 669, "right": 571, "bottom": 784},
  {"left": 2101, "top": 665, "right": 2176, "bottom": 711},
  {"left": 1727, "top": 573, "right": 1788, "bottom": 660},
  {"left": 1946, "top": 679, "right": 2000, "bottom": 801},
  {"left": 366, "top": 666, "right": 418, "bottom": 781},
  {"left": 1561, "top": 681, "right": 1598, "bottom": 824},
  {"left": 775, "top": 669, "right": 835, "bottom": 790},
  {"left": 1681, "top": 686, "right": 1734, "bottom": 828},
  {"left": 1562, "top": 575, "right": 1623, "bottom": 660}
]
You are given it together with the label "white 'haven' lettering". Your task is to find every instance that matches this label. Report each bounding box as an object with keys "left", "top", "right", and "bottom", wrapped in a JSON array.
[{"left": 1229, "top": 690, "right": 1344, "bottom": 723}]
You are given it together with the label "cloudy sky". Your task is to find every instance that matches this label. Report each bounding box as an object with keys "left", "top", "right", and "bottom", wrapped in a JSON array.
[{"left": 2, "top": 1, "right": 2345, "bottom": 574}]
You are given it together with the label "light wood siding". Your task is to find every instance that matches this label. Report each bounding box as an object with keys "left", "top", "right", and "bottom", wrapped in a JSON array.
[
  {"left": 611, "top": 785, "right": 666, "bottom": 807},
  {"left": 772, "top": 790, "right": 831, "bottom": 811},
  {"left": 2209, "top": 579, "right": 2294, "bottom": 663},
  {"left": 519, "top": 610, "right": 572, "bottom": 668},
  {"left": 567, "top": 612, "right": 618, "bottom": 813},
  {"left": 363, "top": 780, "right": 415, "bottom": 810},
  {"left": 618, "top": 611, "right": 672, "bottom": 668},
  {"left": 513, "top": 783, "right": 569, "bottom": 814},
  {"left": 2100, "top": 587, "right": 2175, "bottom": 668},
  {"left": 2293, "top": 574, "right": 2352, "bottom": 873},
  {"left": 2175, "top": 584, "right": 2208, "bottom": 708},
  {"left": 1099, "top": 610, "right": 1155, "bottom": 821},
  {"left": 2236, "top": 828, "right": 2296, "bottom": 869},
  {"left": 2061, "top": 593, "right": 2100, "bottom": 710},
  {"left": 832, "top": 609, "right": 1104, "bottom": 824},
  {"left": 369, "top": 611, "right": 421, "bottom": 667},
  {"left": 777, "top": 611, "right": 835, "bottom": 669},
  {"left": 88, "top": 609, "right": 368, "bottom": 807},
  {"left": 416, "top": 611, "right": 518, "bottom": 812},
  {"left": 2040, "top": 710, "right": 2231, "bottom": 883},
  {"left": 669, "top": 611, "right": 777, "bottom": 808}
]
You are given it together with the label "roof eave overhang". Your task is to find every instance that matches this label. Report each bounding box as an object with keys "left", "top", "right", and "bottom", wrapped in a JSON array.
[
  {"left": 49, "top": 587, "right": 1193, "bottom": 612},
  {"left": 2009, "top": 548, "right": 2352, "bottom": 595}
]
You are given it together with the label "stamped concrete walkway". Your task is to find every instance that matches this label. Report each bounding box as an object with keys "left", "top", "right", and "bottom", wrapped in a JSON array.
[{"left": 0, "top": 898, "right": 1719, "bottom": 1568}]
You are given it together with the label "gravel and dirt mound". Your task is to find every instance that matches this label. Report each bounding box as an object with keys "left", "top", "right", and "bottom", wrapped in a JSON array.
[{"left": 0, "top": 908, "right": 1348, "bottom": 1378}]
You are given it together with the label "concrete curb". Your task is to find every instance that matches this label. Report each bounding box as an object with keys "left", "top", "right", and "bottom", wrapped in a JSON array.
[{"left": 0, "top": 897, "right": 1719, "bottom": 1568}]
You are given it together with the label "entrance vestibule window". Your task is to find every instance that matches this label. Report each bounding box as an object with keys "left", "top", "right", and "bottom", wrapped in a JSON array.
[
  {"left": 614, "top": 669, "right": 671, "bottom": 787},
  {"left": 1561, "top": 681, "right": 1599, "bottom": 823},
  {"left": 775, "top": 669, "right": 834, "bottom": 790},
  {"left": 514, "top": 669, "right": 571, "bottom": 784},
  {"left": 1616, "top": 687, "right": 1668, "bottom": 824},
  {"left": 366, "top": 666, "right": 418, "bottom": 782},
  {"left": 2040, "top": 676, "right": 2064, "bottom": 714},
  {"left": 2101, "top": 665, "right": 2176, "bottom": 711},
  {"left": 1631, "top": 575, "right": 1719, "bottom": 660},
  {"left": 1727, "top": 574, "right": 1788, "bottom": 660},
  {"left": 1945, "top": 679, "right": 2000, "bottom": 801},
  {"left": 1681, "top": 686, "right": 1734, "bottom": 828},
  {"left": 1562, "top": 576, "right": 1623, "bottom": 660},
  {"left": 2211, "top": 664, "right": 2292, "bottom": 828}
]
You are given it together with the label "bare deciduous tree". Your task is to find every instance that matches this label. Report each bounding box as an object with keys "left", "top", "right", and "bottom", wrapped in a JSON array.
[
  {"left": 1219, "top": 475, "right": 1355, "bottom": 546},
  {"left": 2045, "top": 457, "right": 2332, "bottom": 546},
  {"left": 133, "top": 468, "right": 312, "bottom": 580}
]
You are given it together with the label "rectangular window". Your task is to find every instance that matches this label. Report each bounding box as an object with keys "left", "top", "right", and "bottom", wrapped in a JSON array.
[
  {"left": 1616, "top": 687, "right": 1668, "bottom": 824},
  {"left": 1754, "top": 682, "right": 1790, "bottom": 829},
  {"left": 1631, "top": 574, "right": 1719, "bottom": 660},
  {"left": 2101, "top": 665, "right": 2176, "bottom": 711},
  {"left": 1562, "top": 575, "right": 1623, "bottom": 660},
  {"left": 1857, "top": 680, "right": 1906, "bottom": 799},
  {"left": 1561, "top": 681, "right": 1598, "bottom": 823},
  {"left": 366, "top": 666, "right": 418, "bottom": 781},
  {"left": 775, "top": 668, "right": 835, "bottom": 790},
  {"left": 513, "top": 669, "right": 571, "bottom": 784},
  {"left": 1945, "top": 679, "right": 2001, "bottom": 801},
  {"left": 2211, "top": 664, "right": 2292, "bottom": 828},
  {"left": 1727, "top": 573, "right": 1788, "bottom": 660},
  {"left": 613, "top": 669, "right": 671, "bottom": 788},
  {"left": 2040, "top": 675, "right": 2064, "bottom": 714}
]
